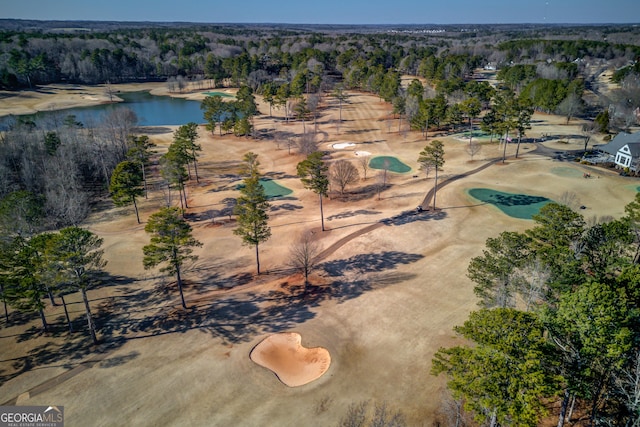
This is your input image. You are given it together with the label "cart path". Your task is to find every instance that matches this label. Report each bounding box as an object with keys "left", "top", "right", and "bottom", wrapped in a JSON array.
[
  {"left": 316, "top": 157, "right": 500, "bottom": 262},
  {"left": 1, "top": 157, "right": 499, "bottom": 407}
]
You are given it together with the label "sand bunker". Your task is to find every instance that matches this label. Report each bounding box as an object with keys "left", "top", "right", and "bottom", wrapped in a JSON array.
[
  {"left": 332, "top": 142, "right": 356, "bottom": 149},
  {"left": 355, "top": 151, "right": 371, "bottom": 157},
  {"left": 250, "top": 333, "right": 331, "bottom": 387}
]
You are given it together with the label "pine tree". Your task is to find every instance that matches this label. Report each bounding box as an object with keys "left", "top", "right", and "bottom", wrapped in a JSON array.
[
  {"left": 234, "top": 153, "right": 271, "bottom": 274},
  {"left": 297, "top": 152, "right": 329, "bottom": 231},
  {"left": 110, "top": 161, "right": 144, "bottom": 223},
  {"left": 418, "top": 140, "right": 445, "bottom": 210},
  {"left": 143, "top": 207, "right": 202, "bottom": 309},
  {"left": 52, "top": 227, "right": 107, "bottom": 344}
]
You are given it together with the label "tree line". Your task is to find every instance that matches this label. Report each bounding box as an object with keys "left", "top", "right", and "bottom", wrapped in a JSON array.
[
  {"left": 3, "top": 22, "right": 640, "bottom": 134},
  {"left": 0, "top": 109, "right": 138, "bottom": 228}
]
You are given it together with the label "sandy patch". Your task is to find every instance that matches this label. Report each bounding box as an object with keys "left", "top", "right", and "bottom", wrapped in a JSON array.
[
  {"left": 250, "top": 332, "right": 331, "bottom": 387},
  {"left": 332, "top": 142, "right": 356, "bottom": 149},
  {"left": 0, "top": 82, "right": 226, "bottom": 117},
  {"left": 354, "top": 150, "right": 371, "bottom": 156}
]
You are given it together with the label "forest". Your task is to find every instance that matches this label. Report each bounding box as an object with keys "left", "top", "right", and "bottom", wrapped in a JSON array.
[{"left": 3, "top": 22, "right": 640, "bottom": 226}]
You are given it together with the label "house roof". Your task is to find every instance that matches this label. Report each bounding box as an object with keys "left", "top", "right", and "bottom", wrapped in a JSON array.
[
  {"left": 595, "top": 132, "right": 640, "bottom": 155},
  {"left": 625, "top": 143, "right": 640, "bottom": 157}
]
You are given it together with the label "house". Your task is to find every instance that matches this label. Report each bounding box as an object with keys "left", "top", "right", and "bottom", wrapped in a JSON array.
[
  {"left": 594, "top": 132, "right": 640, "bottom": 172},
  {"left": 615, "top": 143, "right": 640, "bottom": 172}
]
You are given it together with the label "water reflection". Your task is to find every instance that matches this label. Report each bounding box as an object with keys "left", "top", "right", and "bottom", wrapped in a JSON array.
[{"left": 1, "top": 91, "right": 205, "bottom": 128}]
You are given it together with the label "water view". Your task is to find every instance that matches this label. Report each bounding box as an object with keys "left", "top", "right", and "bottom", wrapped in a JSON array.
[{"left": 8, "top": 91, "right": 206, "bottom": 127}]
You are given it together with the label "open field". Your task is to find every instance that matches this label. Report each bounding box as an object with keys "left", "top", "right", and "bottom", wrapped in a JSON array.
[{"left": 1, "top": 83, "right": 638, "bottom": 426}]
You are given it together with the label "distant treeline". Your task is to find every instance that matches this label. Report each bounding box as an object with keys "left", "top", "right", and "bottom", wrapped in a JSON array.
[{"left": 1, "top": 22, "right": 640, "bottom": 91}]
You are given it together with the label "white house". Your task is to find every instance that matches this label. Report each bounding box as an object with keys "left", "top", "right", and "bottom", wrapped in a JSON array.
[
  {"left": 595, "top": 132, "right": 640, "bottom": 172},
  {"left": 615, "top": 143, "right": 640, "bottom": 172}
]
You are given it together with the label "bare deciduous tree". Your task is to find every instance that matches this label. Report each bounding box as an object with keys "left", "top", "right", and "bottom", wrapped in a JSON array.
[
  {"left": 613, "top": 349, "right": 640, "bottom": 427},
  {"left": 166, "top": 76, "right": 177, "bottom": 93},
  {"left": 465, "top": 140, "right": 482, "bottom": 161},
  {"left": 288, "top": 230, "right": 323, "bottom": 294},
  {"left": 330, "top": 160, "right": 359, "bottom": 195},
  {"left": 518, "top": 259, "right": 550, "bottom": 311},
  {"left": 435, "top": 393, "right": 474, "bottom": 427},
  {"left": 307, "top": 93, "right": 320, "bottom": 131},
  {"left": 559, "top": 191, "right": 581, "bottom": 212},
  {"left": 556, "top": 93, "right": 584, "bottom": 124},
  {"left": 298, "top": 132, "right": 318, "bottom": 155},
  {"left": 358, "top": 154, "right": 371, "bottom": 180},
  {"left": 338, "top": 400, "right": 406, "bottom": 427},
  {"left": 581, "top": 122, "right": 597, "bottom": 152}
]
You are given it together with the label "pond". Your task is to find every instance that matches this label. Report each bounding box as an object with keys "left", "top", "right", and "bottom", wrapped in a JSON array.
[
  {"left": 468, "top": 188, "right": 552, "bottom": 220},
  {"left": 8, "top": 91, "right": 206, "bottom": 127}
]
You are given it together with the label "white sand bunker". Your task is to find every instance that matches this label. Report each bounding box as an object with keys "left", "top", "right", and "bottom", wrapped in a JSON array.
[
  {"left": 250, "top": 332, "right": 331, "bottom": 387},
  {"left": 332, "top": 142, "right": 356, "bottom": 149},
  {"left": 355, "top": 150, "right": 371, "bottom": 157}
]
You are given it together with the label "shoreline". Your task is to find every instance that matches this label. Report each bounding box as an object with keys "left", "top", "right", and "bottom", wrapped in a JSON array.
[{"left": 0, "top": 82, "right": 234, "bottom": 118}]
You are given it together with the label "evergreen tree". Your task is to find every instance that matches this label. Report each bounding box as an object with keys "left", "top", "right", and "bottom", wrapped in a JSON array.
[
  {"left": 201, "top": 94, "right": 227, "bottom": 136},
  {"left": 143, "top": 207, "right": 202, "bottom": 309},
  {"left": 297, "top": 152, "right": 329, "bottom": 232},
  {"left": 109, "top": 161, "right": 144, "bottom": 224},
  {"left": 2, "top": 235, "right": 53, "bottom": 331},
  {"left": 52, "top": 227, "right": 107, "bottom": 345},
  {"left": 418, "top": 140, "right": 445, "bottom": 210},
  {"left": 432, "top": 308, "right": 561, "bottom": 427},
  {"left": 126, "top": 135, "right": 155, "bottom": 199},
  {"left": 174, "top": 122, "right": 201, "bottom": 182},
  {"left": 233, "top": 153, "right": 271, "bottom": 275},
  {"left": 160, "top": 149, "right": 189, "bottom": 211}
]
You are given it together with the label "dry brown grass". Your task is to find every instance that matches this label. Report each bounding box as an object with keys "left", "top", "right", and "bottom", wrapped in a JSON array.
[{"left": 1, "top": 83, "right": 637, "bottom": 425}]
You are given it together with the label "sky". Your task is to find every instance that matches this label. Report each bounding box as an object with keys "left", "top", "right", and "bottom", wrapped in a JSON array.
[{"left": 2, "top": 0, "right": 640, "bottom": 25}]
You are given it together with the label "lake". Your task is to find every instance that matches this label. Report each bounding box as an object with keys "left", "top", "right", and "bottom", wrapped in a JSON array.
[{"left": 7, "top": 91, "right": 206, "bottom": 128}]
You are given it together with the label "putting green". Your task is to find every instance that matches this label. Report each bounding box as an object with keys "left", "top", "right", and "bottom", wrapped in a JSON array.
[
  {"left": 237, "top": 179, "right": 293, "bottom": 199},
  {"left": 204, "top": 91, "right": 235, "bottom": 98},
  {"left": 468, "top": 188, "right": 552, "bottom": 220},
  {"left": 369, "top": 156, "right": 411, "bottom": 173},
  {"left": 456, "top": 130, "right": 492, "bottom": 140},
  {"left": 551, "top": 167, "right": 584, "bottom": 178}
]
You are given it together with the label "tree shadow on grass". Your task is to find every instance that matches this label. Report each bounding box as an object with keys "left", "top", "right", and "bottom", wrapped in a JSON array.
[
  {"left": 97, "top": 249, "right": 424, "bottom": 346},
  {"left": 327, "top": 209, "right": 381, "bottom": 221},
  {"left": 269, "top": 203, "right": 303, "bottom": 212},
  {"left": 312, "top": 271, "right": 417, "bottom": 304},
  {"left": 479, "top": 193, "right": 549, "bottom": 207},
  {"left": 0, "top": 248, "right": 424, "bottom": 393},
  {"left": 381, "top": 209, "right": 447, "bottom": 226},
  {"left": 0, "top": 273, "right": 137, "bottom": 394},
  {"left": 322, "top": 251, "right": 424, "bottom": 277},
  {"left": 108, "top": 292, "right": 317, "bottom": 345}
]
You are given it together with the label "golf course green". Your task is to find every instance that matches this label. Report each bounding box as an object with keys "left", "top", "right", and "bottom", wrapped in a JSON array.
[
  {"left": 369, "top": 156, "right": 411, "bottom": 173},
  {"left": 468, "top": 188, "right": 552, "bottom": 220}
]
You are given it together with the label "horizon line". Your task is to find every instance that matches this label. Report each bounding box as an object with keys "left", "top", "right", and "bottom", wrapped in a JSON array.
[{"left": 1, "top": 18, "right": 640, "bottom": 27}]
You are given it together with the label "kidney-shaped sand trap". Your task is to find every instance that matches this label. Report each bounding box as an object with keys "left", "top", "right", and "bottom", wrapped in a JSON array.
[{"left": 250, "top": 332, "right": 331, "bottom": 387}]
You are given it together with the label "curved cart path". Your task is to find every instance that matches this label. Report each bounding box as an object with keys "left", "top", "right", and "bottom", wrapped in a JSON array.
[
  {"left": 1, "top": 158, "right": 499, "bottom": 407},
  {"left": 316, "top": 157, "right": 500, "bottom": 262}
]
